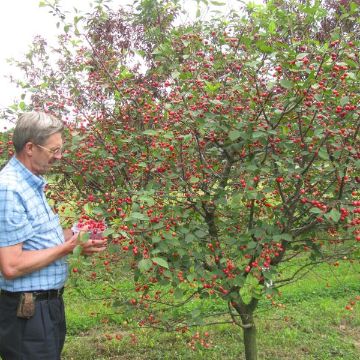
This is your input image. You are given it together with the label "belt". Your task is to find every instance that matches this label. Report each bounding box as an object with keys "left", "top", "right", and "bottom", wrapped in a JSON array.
[{"left": 0, "top": 287, "right": 64, "bottom": 301}]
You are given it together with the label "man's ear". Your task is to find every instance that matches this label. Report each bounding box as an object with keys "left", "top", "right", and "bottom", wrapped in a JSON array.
[{"left": 23, "top": 142, "right": 35, "bottom": 157}]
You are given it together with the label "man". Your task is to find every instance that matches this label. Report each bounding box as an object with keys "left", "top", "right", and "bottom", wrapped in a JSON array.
[{"left": 0, "top": 111, "right": 107, "bottom": 360}]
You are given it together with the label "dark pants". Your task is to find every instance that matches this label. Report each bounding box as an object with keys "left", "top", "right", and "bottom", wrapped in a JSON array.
[{"left": 0, "top": 294, "right": 66, "bottom": 360}]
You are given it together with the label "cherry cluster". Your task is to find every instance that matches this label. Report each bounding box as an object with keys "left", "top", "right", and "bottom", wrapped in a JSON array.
[
  {"left": 76, "top": 216, "right": 106, "bottom": 236},
  {"left": 187, "top": 331, "right": 211, "bottom": 351},
  {"left": 345, "top": 296, "right": 360, "bottom": 311}
]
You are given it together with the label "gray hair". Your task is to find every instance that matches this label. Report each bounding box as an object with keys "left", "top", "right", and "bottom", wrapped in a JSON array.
[{"left": 13, "top": 112, "right": 64, "bottom": 153}]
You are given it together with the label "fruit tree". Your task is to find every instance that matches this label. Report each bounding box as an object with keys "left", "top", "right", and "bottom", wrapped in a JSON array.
[{"left": 1, "top": 0, "right": 359, "bottom": 358}]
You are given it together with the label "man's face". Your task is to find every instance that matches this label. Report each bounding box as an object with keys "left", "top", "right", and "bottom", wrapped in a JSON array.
[{"left": 31, "top": 132, "right": 63, "bottom": 175}]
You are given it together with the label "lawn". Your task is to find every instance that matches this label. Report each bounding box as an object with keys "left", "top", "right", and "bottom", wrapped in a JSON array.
[{"left": 61, "top": 257, "right": 360, "bottom": 360}]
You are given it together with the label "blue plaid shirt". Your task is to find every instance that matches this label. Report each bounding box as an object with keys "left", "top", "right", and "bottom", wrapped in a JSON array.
[{"left": 0, "top": 157, "right": 67, "bottom": 291}]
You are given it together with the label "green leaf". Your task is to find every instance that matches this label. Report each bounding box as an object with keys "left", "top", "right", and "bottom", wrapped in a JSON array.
[
  {"left": 340, "top": 96, "right": 349, "bottom": 106},
  {"left": 195, "top": 229, "right": 207, "bottom": 238},
  {"left": 129, "top": 212, "right": 148, "bottom": 221},
  {"left": 190, "top": 176, "right": 200, "bottom": 183},
  {"left": 120, "top": 69, "right": 133, "bottom": 79},
  {"left": 253, "top": 131, "right": 266, "bottom": 139},
  {"left": 164, "top": 132, "right": 174, "bottom": 139},
  {"left": 78, "top": 232, "right": 90, "bottom": 243},
  {"left": 350, "top": 2, "right": 358, "bottom": 11},
  {"left": 102, "top": 228, "right": 115, "bottom": 237},
  {"left": 171, "top": 70, "right": 180, "bottom": 79},
  {"left": 346, "top": 72, "right": 356, "bottom": 81},
  {"left": 19, "top": 101, "right": 26, "bottom": 111},
  {"left": 182, "top": 134, "right": 192, "bottom": 142},
  {"left": 185, "top": 233, "right": 196, "bottom": 243},
  {"left": 256, "top": 41, "right": 273, "bottom": 53},
  {"left": 296, "top": 53, "right": 309, "bottom": 60},
  {"left": 279, "top": 79, "right": 294, "bottom": 89},
  {"left": 210, "top": 0, "right": 225, "bottom": 5},
  {"left": 265, "top": 286, "right": 279, "bottom": 296},
  {"left": 250, "top": 286, "right": 263, "bottom": 299},
  {"left": 72, "top": 245, "right": 82, "bottom": 257},
  {"left": 228, "top": 130, "right": 242, "bottom": 141},
  {"left": 326, "top": 208, "right": 341, "bottom": 223},
  {"left": 281, "top": 126, "right": 290, "bottom": 135},
  {"left": 138, "top": 258, "right": 153, "bottom": 272},
  {"left": 273, "top": 233, "right": 293, "bottom": 242},
  {"left": 151, "top": 236, "right": 161, "bottom": 244},
  {"left": 152, "top": 257, "right": 169, "bottom": 269},
  {"left": 205, "top": 81, "right": 221, "bottom": 93},
  {"left": 310, "top": 207, "right": 323, "bottom": 214},
  {"left": 318, "top": 148, "right": 329, "bottom": 160},
  {"left": 244, "top": 190, "right": 259, "bottom": 200},
  {"left": 233, "top": 275, "right": 245, "bottom": 287},
  {"left": 268, "top": 21, "right": 276, "bottom": 34},
  {"left": 174, "top": 287, "right": 184, "bottom": 299},
  {"left": 138, "top": 195, "right": 155, "bottom": 206},
  {"left": 247, "top": 241, "right": 258, "bottom": 249},
  {"left": 263, "top": 270, "right": 275, "bottom": 280},
  {"left": 143, "top": 129, "right": 159, "bottom": 136},
  {"left": 266, "top": 81, "right": 276, "bottom": 91},
  {"left": 74, "top": 16, "right": 83, "bottom": 25}
]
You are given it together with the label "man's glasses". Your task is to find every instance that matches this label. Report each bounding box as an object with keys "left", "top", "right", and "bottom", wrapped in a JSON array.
[{"left": 36, "top": 144, "right": 63, "bottom": 156}]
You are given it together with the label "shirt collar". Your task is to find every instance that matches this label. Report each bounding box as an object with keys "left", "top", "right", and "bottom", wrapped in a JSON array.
[{"left": 10, "top": 156, "right": 47, "bottom": 190}]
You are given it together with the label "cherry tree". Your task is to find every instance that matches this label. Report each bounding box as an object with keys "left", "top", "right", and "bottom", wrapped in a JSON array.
[{"left": 2, "top": 0, "right": 359, "bottom": 358}]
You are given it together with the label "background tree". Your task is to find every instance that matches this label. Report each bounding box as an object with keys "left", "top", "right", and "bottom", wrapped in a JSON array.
[{"left": 1, "top": 0, "right": 359, "bottom": 358}]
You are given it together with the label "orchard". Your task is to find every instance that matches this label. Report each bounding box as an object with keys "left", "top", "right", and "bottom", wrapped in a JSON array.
[{"left": 1, "top": 0, "right": 359, "bottom": 359}]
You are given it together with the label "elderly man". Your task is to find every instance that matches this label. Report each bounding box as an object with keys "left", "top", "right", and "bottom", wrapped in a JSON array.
[{"left": 0, "top": 111, "right": 106, "bottom": 360}]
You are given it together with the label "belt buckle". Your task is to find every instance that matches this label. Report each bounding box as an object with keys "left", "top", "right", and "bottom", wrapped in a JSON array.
[{"left": 33, "top": 290, "right": 51, "bottom": 300}]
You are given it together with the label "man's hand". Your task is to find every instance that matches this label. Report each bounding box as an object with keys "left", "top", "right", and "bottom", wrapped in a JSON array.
[
  {"left": 66, "top": 225, "right": 107, "bottom": 256},
  {"left": 80, "top": 237, "right": 107, "bottom": 255}
]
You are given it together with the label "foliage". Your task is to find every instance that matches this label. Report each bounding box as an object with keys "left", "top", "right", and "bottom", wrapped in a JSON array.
[{"left": 1, "top": 0, "right": 359, "bottom": 358}]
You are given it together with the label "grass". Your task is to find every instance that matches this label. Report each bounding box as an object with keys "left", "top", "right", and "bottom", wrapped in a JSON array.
[{"left": 61, "top": 258, "right": 360, "bottom": 360}]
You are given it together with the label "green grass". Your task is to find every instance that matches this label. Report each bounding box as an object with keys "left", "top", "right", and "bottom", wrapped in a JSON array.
[{"left": 61, "top": 259, "right": 360, "bottom": 360}]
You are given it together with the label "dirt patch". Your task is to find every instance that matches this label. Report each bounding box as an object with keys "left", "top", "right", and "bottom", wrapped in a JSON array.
[{"left": 338, "top": 320, "right": 360, "bottom": 350}]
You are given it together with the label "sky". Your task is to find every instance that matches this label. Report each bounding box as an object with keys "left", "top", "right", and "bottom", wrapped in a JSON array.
[
  {"left": 0, "top": 0, "right": 125, "bottom": 109},
  {"left": 0, "top": 0, "right": 255, "bottom": 114}
]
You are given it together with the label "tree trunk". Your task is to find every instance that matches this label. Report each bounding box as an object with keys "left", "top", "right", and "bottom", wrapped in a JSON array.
[
  {"left": 232, "top": 298, "right": 258, "bottom": 360},
  {"left": 242, "top": 319, "right": 257, "bottom": 360}
]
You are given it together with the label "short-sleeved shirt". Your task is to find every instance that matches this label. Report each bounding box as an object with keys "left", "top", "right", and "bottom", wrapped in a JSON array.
[{"left": 0, "top": 156, "right": 67, "bottom": 291}]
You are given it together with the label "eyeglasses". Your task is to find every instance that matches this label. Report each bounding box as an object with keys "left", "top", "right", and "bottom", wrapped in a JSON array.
[{"left": 36, "top": 144, "right": 63, "bottom": 156}]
